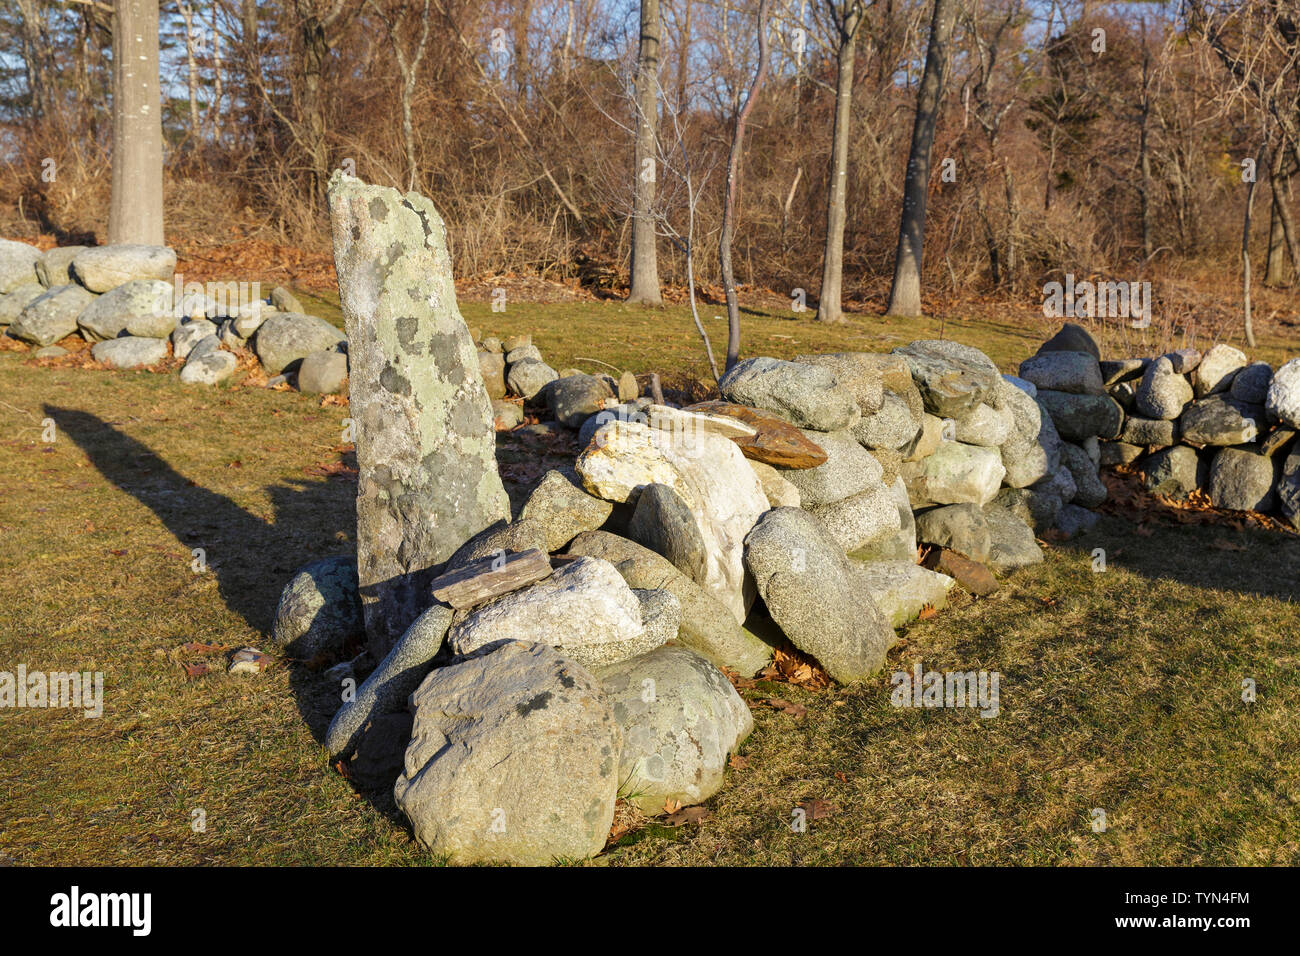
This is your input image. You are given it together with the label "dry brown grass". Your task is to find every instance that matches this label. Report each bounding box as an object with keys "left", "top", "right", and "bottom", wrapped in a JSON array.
[{"left": 2, "top": 304, "right": 1299, "bottom": 866}]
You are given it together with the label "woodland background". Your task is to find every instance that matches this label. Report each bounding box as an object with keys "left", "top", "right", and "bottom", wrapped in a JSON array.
[{"left": 0, "top": 1, "right": 1293, "bottom": 320}]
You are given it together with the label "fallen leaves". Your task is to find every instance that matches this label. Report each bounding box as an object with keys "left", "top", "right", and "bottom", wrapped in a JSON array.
[
  {"left": 798, "top": 798, "right": 838, "bottom": 821},
  {"left": 664, "top": 803, "right": 711, "bottom": 826},
  {"left": 753, "top": 697, "right": 807, "bottom": 719}
]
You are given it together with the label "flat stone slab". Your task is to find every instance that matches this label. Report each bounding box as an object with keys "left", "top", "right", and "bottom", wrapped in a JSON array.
[{"left": 687, "top": 400, "right": 829, "bottom": 468}]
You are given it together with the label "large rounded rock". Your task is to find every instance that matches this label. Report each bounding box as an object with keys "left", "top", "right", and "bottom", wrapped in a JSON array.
[
  {"left": 1036, "top": 389, "right": 1123, "bottom": 441},
  {"left": 627, "top": 483, "right": 710, "bottom": 586},
  {"left": 576, "top": 419, "right": 769, "bottom": 622},
  {"left": 793, "top": 352, "right": 885, "bottom": 415},
  {"left": 850, "top": 390, "right": 921, "bottom": 450},
  {"left": 0, "top": 239, "right": 40, "bottom": 293},
  {"left": 1119, "top": 416, "right": 1177, "bottom": 447},
  {"left": 848, "top": 477, "right": 917, "bottom": 563},
  {"left": 1266, "top": 358, "right": 1300, "bottom": 428},
  {"left": 953, "top": 401, "right": 1013, "bottom": 446},
  {"left": 1017, "top": 351, "right": 1105, "bottom": 395},
  {"left": 253, "top": 312, "right": 346, "bottom": 374},
  {"left": 35, "top": 245, "right": 86, "bottom": 288},
  {"left": 1143, "top": 445, "right": 1202, "bottom": 499},
  {"left": 507, "top": 357, "right": 559, "bottom": 400},
  {"left": 172, "top": 317, "right": 218, "bottom": 358},
  {"left": 850, "top": 560, "right": 956, "bottom": 629},
  {"left": 394, "top": 642, "right": 621, "bottom": 866},
  {"left": 0, "top": 282, "right": 45, "bottom": 325},
  {"left": 595, "top": 645, "right": 752, "bottom": 814},
  {"left": 1193, "top": 344, "right": 1247, "bottom": 397},
  {"left": 8, "top": 283, "right": 96, "bottom": 346},
  {"left": 179, "top": 348, "right": 237, "bottom": 385},
  {"left": 901, "top": 441, "right": 1005, "bottom": 507},
  {"left": 1230, "top": 362, "right": 1272, "bottom": 404},
  {"left": 271, "top": 556, "right": 364, "bottom": 659},
  {"left": 70, "top": 244, "right": 176, "bottom": 292},
  {"left": 1037, "top": 322, "right": 1100, "bottom": 359},
  {"left": 447, "top": 556, "right": 659, "bottom": 669},
  {"left": 1179, "top": 396, "right": 1261, "bottom": 446},
  {"left": 981, "top": 505, "right": 1044, "bottom": 572},
  {"left": 778, "top": 428, "right": 883, "bottom": 508},
  {"left": 893, "top": 340, "right": 1000, "bottom": 418},
  {"left": 1136, "top": 356, "right": 1194, "bottom": 420},
  {"left": 297, "top": 349, "right": 348, "bottom": 394},
  {"left": 994, "top": 378, "right": 1061, "bottom": 488},
  {"left": 519, "top": 469, "right": 614, "bottom": 552},
  {"left": 90, "top": 336, "right": 168, "bottom": 369},
  {"left": 718, "top": 356, "right": 859, "bottom": 431},
  {"left": 1059, "top": 441, "right": 1107, "bottom": 508},
  {"left": 76, "top": 278, "right": 173, "bottom": 341},
  {"left": 1207, "top": 446, "right": 1276, "bottom": 512},
  {"left": 548, "top": 373, "right": 614, "bottom": 428},
  {"left": 807, "top": 482, "right": 901, "bottom": 554},
  {"left": 914, "top": 503, "right": 991, "bottom": 562},
  {"left": 568, "top": 531, "right": 774, "bottom": 676},
  {"left": 743, "top": 507, "right": 896, "bottom": 683}
]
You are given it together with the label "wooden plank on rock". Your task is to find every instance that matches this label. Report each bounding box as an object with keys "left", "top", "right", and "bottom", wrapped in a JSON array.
[{"left": 430, "top": 548, "right": 553, "bottom": 609}]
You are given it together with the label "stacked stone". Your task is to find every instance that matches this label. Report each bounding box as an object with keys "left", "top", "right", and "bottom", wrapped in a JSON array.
[
  {"left": 0, "top": 236, "right": 350, "bottom": 391},
  {"left": 1088, "top": 335, "right": 1300, "bottom": 526}
]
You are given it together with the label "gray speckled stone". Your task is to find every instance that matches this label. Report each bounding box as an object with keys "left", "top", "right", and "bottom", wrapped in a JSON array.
[
  {"left": 325, "top": 601, "right": 453, "bottom": 759},
  {"left": 595, "top": 645, "right": 752, "bottom": 814},
  {"left": 743, "top": 507, "right": 895, "bottom": 683},
  {"left": 70, "top": 244, "right": 175, "bottom": 293},
  {"left": 446, "top": 555, "right": 658, "bottom": 669},
  {"left": 718, "top": 356, "right": 860, "bottom": 431},
  {"left": 395, "top": 641, "right": 621, "bottom": 865},
  {"left": 9, "top": 283, "right": 96, "bottom": 346},
  {"left": 271, "top": 556, "right": 364, "bottom": 659},
  {"left": 568, "top": 531, "right": 774, "bottom": 676},
  {"left": 328, "top": 174, "right": 509, "bottom": 657}
]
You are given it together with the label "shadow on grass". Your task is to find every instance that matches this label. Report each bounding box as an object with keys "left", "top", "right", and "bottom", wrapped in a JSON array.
[
  {"left": 38, "top": 406, "right": 417, "bottom": 814},
  {"left": 1053, "top": 510, "right": 1300, "bottom": 603}
]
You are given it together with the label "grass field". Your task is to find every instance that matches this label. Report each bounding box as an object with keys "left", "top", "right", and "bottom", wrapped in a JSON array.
[{"left": 2, "top": 302, "right": 1299, "bottom": 866}]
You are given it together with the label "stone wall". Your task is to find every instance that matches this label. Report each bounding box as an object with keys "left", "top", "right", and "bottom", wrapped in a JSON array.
[{"left": 1016, "top": 329, "right": 1300, "bottom": 528}]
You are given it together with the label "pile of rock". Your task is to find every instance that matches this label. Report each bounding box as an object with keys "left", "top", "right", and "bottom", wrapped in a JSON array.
[
  {"left": 1041, "top": 327, "right": 1300, "bottom": 526},
  {"left": 469, "top": 332, "right": 640, "bottom": 430},
  {"left": 277, "top": 176, "right": 1101, "bottom": 864},
  {"left": 0, "top": 237, "right": 349, "bottom": 391}
]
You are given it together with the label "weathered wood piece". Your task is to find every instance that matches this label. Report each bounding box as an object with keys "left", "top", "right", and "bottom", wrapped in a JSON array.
[{"left": 429, "top": 548, "right": 553, "bottom": 610}]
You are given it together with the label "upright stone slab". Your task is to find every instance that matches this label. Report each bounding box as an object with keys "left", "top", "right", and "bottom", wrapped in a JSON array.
[{"left": 328, "top": 174, "right": 510, "bottom": 656}]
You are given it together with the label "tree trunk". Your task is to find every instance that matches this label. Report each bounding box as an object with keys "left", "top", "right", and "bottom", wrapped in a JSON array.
[
  {"left": 109, "top": 0, "right": 165, "bottom": 246},
  {"left": 1243, "top": 143, "right": 1267, "bottom": 349},
  {"left": 298, "top": 5, "right": 332, "bottom": 205},
  {"left": 816, "top": 3, "right": 861, "bottom": 324},
  {"left": 719, "top": 0, "right": 772, "bottom": 372},
  {"left": 1266, "top": 146, "right": 1292, "bottom": 285},
  {"left": 241, "top": 0, "right": 262, "bottom": 139},
  {"left": 178, "top": 1, "right": 202, "bottom": 135},
  {"left": 628, "top": 0, "right": 663, "bottom": 305},
  {"left": 884, "top": 0, "right": 957, "bottom": 317}
]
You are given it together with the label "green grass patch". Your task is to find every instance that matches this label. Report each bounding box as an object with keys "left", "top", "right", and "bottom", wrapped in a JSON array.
[{"left": 1, "top": 309, "right": 1298, "bottom": 865}]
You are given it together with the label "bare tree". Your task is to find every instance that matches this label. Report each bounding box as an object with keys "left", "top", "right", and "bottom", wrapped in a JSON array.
[
  {"left": 815, "top": 0, "right": 864, "bottom": 324},
  {"left": 109, "top": 0, "right": 164, "bottom": 245},
  {"left": 719, "top": 0, "right": 773, "bottom": 372},
  {"left": 885, "top": 0, "right": 957, "bottom": 317},
  {"left": 367, "top": 0, "right": 433, "bottom": 192},
  {"left": 629, "top": 0, "right": 664, "bottom": 305}
]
